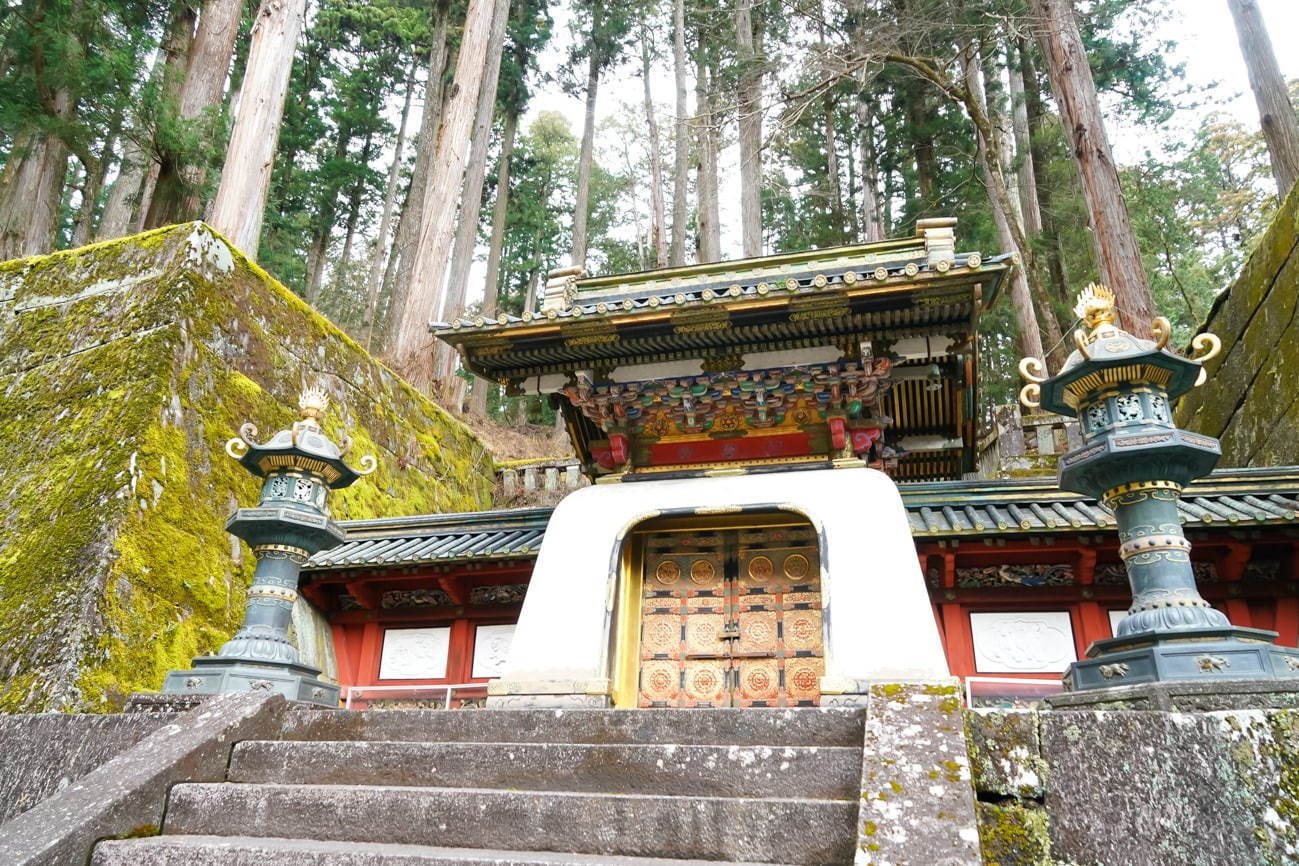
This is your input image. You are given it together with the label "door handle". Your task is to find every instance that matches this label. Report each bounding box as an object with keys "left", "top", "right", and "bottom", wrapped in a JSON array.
[{"left": 719, "top": 622, "right": 740, "bottom": 641}]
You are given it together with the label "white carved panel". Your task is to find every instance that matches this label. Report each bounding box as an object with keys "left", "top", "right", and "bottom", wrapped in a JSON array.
[
  {"left": 472, "top": 624, "right": 516, "bottom": 679},
  {"left": 969, "top": 611, "right": 1076, "bottom": 673},
  {"left": 1109, "top": 609, "right": 1127, "bottom": 635},
  {"left": 378, "top": 627, "right": 450, "bottom": 680}
]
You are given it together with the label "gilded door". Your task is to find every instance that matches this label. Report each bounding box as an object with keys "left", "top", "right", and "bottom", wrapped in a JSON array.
[{"left": 637, "top": 526, "right": 823, "bottom": 707}]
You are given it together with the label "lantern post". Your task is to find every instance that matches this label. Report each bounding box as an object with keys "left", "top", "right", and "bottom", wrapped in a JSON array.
[
  {"left": 159, "top": 385, "right": 375, "bottom": 707},
  {"left": 1020, "top": 285, "right": 1299, "bottom": 702}
]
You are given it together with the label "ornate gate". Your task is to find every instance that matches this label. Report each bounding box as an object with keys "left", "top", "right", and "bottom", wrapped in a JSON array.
[{"left": 637, "top": 525, "right": 824, "bottom": 707}]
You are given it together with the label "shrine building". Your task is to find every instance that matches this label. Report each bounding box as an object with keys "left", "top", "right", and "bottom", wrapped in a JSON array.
[{"left": 298, "top": 219, "right": 1299, "bottom": 708}]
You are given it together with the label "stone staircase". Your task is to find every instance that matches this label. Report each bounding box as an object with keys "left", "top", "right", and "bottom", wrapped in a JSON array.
[{"left": 92, "top": 708, "right": 866, "bottom": 866}]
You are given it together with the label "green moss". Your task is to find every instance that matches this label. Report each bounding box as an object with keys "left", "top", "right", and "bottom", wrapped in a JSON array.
[
  {"left": 0, "top": 223, "right": 495, "bottom": 712},
  {"left": 975, "top": 802, "right": 1052, "bottom": 866}
]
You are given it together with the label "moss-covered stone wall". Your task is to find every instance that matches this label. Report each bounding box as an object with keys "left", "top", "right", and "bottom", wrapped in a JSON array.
[
  {"left": 968, "top": 707, "right": 1299, "bottom": 865},
  {"left": 1175, "top": 181, "right": 1299, "bottom": 465},
  {"left": 0, "top": 223, "right": 494, "bottom": 712}
]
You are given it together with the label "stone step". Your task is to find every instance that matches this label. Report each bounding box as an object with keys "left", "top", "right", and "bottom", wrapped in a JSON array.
[
  {"left": 279, "top": 708, "right": 864, "bottom": 748},
  {"left": 92, "top": 836, "right": 797, "bottom": 866},
  {"left": 164, "top": 783, "right": 857, "bottom": 865},
  {"left": 228, "top": 740, "right": 860, "bottom": 800}
]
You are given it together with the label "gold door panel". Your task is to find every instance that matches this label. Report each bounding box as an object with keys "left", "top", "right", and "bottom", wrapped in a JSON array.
[
  {"left": 685, "top": 614, "right": 727, "bottom": 657},
  {"left": 637, "top": 525, "right": 824, "bottom": 708},
  {"left": 784, "top": 608, "right": 823, "bottom": 653},
  {"left": 684, "top": 660, "right": 729, "bottom": 704},
  {"left": 736, "top": 658, "right": 781, "bottom": 702},
  {"left": 785, "top": 656, "right": 825, "bottom": 703},
  {"left": 734, "top": 609, "right": 779, "bottom": 656}
]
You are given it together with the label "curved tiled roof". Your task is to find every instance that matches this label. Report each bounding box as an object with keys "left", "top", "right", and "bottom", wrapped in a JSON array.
[{"left": 303, "top": 468, "right": 1299, "bottom": 572}]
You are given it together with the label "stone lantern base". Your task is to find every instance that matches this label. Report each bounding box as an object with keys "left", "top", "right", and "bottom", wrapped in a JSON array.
[
  {"left": 1049, "top": 625, "right": 1299, "bottom": 710},
  {"left": 1047, "top": 678, "right": 1299, "bottom": 712},
  {"left": 160, "top": 656, "right": 340, "bottom": 708}
]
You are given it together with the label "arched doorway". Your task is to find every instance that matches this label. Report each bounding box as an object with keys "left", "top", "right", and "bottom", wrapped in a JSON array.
[{"left": 611, "top": 512, "right": 825, "bottom": 708}]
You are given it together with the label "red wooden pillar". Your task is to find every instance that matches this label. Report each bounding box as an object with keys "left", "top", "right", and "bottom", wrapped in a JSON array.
[
  {"left": 936, "top": 550, "right": 974, "bottom": 676},
  {"left": 358, "top": 619, "right": 383, "bottom": 684},
  {"left": 1074, "top": 547, "right": 1109, "bottom": 650}
]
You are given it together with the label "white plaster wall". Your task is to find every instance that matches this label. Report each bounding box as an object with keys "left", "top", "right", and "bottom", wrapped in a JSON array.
[{"left": 499, "top": 466, "right": 950, "bottom": 685}]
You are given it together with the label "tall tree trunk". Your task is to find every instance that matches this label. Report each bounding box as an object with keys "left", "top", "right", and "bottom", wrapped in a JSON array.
[
  {"left": 1227, "top": 0, "right": 1299, "bottom": 196},
  {"left": 963, "top": 45, "right": 1046, "bottom": 365},
  {"left": 388, "top": 3, "right": 452, "bottom": 350},
  {"left": 207, "top": 0, "right": 307, "bottom": 256},
  {"left": 146, "top": 0, "right": 243, "bottom": 226},
  {"left": 0, "top": 111, "right": 70, "bottom": 260},
  {"left": 333, "top": 130, "right": 376, "bottom": 302},
  {"left": 97, "top": 137, "right": 148, "bottom": 240},
  {"left": 468, "top": 108, "right": 518, "bottom": 416},
  {"left": 571, "top": 49, "right": 600, "bottom": 268},
  {"left": 824, "top": 96, "right": 845, "bottom": 242},
  {"left": 1006, "top": 40, "right": 1042, "bottom": 236},
  {"left": 1018, "top": 37, "right": 1071, "bottom": 302},
  {"left": 903, "top": 78, "right": 939, "bottom": 213},
  {"left": 71, "top": 129, "right": 118, "bottom": 246},
  {"left": 735, "top": 0, "right": 762, "bottom": 257},
  {"left": 1031, "top": 0, "right": 1153, "bottom": 337},
  {"left": 364, "top": 60, "right": 417, "bottom": 352},
  {"left": 435, "top": 0, "right": 510, "bottom": 385},
  {"left": 641, "top": 30, "right": 668, "bottom": 268},
  {"left": 140, "top": 0, "right": 197, "bottom": 227},
  {"left": 695, "top": 50, "right": 721, "bottom": 263},
  {"left": 669, "top": 0, "right": 689, "bottom": 266},
  {"left": 390, "top": 0, "right": 499, "bottom": 389},
  {"left": 856, "top": 98, "right": 884, "bottom": 241},
  {"left": 305, "top": 123, "right": 352, "bottom": 304}
]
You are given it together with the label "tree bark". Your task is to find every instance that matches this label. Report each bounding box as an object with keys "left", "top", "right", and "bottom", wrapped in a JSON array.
[
  {"left": 824, "top": 96, "right": 845, "bottom": 242},
  {"left": 695, "top": 49, "right": 721, "bottom": 263},
  {"left": 642, "top": 31, "right": 669, "bottom": 268},
  {"left": 570, "top": 49, "right": 600, "bottom": 268},
  {"left": 207, "top": 0, "right": 307, "bottom": 256},
  {"left": 669, "top": 0, "right": 689, "bottom": 266},
  {"left": 856, "top": 98, "right": 884, "bottom": 241},
  {"left": 97, "top": 137, "right": 148, "bottom": 240},
  {"left": 390, "top": 0, "right": 499, "bottom": 389},
  {"left": 1031, "top": 0, "right": 1153, "bottom": 337},
  {"left": 468, "top": 108, "right": 519, "bottom": 416},
  {"left": 387, "top": 3, "right": 452, "bottom": 351},
  {"left": 735, "top": 0, "right": 762, "bottom": 257},
  {"left": 435, "top": 0, "right": 510, "bottom": 385},
  {"left": 1006, "top": 40, "right": 1042, "bottom": 236},
  {"left": 364, "top": 60, "right": 417, "bottom": 352},
  {"left": 0, "top": 113, "right": 70, "bottom": 260},
  {"left": 963, "top": 45, "right": 1046, "bottom": 365},
  {"left": 71, "top": 129, "right": 118, "bottom": 246},
  {"left": 1018, "top": 37, "right": 1071, "bottom": 302},
  {"left": 903, "top": 77, "right": 939, "bottom": 213},
  {"left": 1227, "top": 0, "right": 1299, "bottom": 196},
  {"left": 145, "top": 0, "right": 242, "bottom": 226}
]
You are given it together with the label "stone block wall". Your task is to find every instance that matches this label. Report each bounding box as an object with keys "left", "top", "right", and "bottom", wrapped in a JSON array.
[
  {"left": 1175, "top": 182, "right": 1299, "bottom": 466},
  {"left": 0, "top": 712, "right": 170, "bottom": 822},
  {"left": 0, "top": 223, "right": 495, "bottom": 712},
  {"left": 969, "top": 708, "right": 1299, "bottom": 865}
]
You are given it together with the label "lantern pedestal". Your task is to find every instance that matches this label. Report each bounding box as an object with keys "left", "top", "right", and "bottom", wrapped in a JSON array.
[{"left": 161, "top": 658, "right": 340, "bottom": 707}]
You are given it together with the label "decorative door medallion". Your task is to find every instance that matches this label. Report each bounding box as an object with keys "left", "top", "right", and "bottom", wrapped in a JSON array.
[{"left": 638, "top": 526, "right": 823, "bottom": 707}]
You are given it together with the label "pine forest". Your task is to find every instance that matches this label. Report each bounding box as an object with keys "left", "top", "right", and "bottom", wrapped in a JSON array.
[{"left": 2, "top": 0, "right": 1296, "bottom": 441}]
